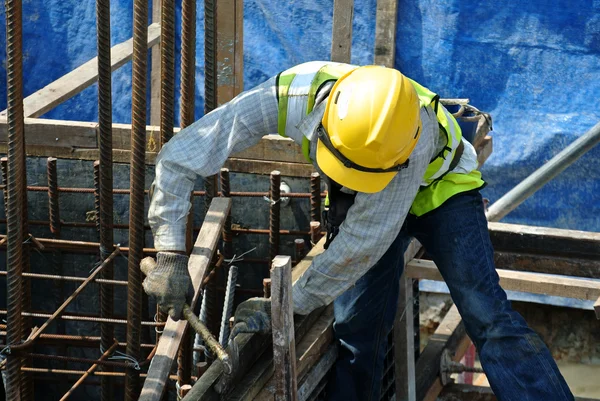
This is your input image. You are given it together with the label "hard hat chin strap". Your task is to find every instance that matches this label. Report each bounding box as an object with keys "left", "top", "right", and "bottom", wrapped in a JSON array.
[{"left": 317, "top": 125, "right": 412, "bottom": 173}]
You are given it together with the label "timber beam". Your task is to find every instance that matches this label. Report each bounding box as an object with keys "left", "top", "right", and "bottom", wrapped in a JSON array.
[{"left": 0, "top": 24, "right": 161, "bottom": 119}]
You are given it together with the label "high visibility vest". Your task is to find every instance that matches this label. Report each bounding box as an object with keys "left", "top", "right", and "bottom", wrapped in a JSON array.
[{"left": 276, "top": 62, "right": 485, "bottom": 216}]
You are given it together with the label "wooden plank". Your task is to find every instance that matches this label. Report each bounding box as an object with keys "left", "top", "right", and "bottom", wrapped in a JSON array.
[
  {"left": 488, "top": 222, "right": 600, "bottom": 260},
  {"left": 374, "top": 0, "right": 398, "bottom": 67},
  {"left": 415, "top": 305, "right": 472, "bottom": 401},
  {"left": 331, "top": 0, "right": 354, "bottom": 63},
  {"left": 224, "top": 158, "right": 315, "bottom": 178},
  {"left": 139, "top": 198, "right": 232, "bottom": 401},
  {"left": 270, "top": 255, "right": 298, "bottom": 401},
  {"left": 0, "top": 117, "right": 97, "bottom": 148},
  {"left": 233, "top": 135, "right": 308, "bottom": 164},
  {"left": 217, "top": 0, "right": 244, "bottom": 105},
  {"left": 297, "top": 345, "right": 338, "bottom": 401},
  {"left": 395, "top": 272, "right": 416, "bottom": 401},
  {"left": 438, "top": 384, "right": 600, "bottom": 401},
  {"left": 406, "top": 259, "right": 600, "bottom": 301},
  {"left": 476, "top": 136, "right": 493, "bottom": 167},
  {"left": 0, "top": 23, "right": 161, "bottom": 119},
  {"left": 150, "top": 0, "right": 162, "bottom": 126},
  {"left": 494, "top": 252, "right": 600, "bottom": 279}
]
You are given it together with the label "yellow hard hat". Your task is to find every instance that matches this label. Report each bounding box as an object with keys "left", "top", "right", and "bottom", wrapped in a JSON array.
[{"left": 318, "top": 65, "right": 421, "bottom": 193}]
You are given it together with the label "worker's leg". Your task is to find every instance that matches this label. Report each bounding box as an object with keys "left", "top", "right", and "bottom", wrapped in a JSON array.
[
  {"left": 325, "top": 227, "right": 411, "bottom": 401},
  {"left": 408, "top": 190, "right": 574, "bottom": 401}
]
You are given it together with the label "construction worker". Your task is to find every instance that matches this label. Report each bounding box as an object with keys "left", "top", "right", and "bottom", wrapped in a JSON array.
[{"left": 143, "top": 61, "right": 574, "bottom": 401}]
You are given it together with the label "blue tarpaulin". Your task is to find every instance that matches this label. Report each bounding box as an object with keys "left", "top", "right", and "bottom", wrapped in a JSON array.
[{"left": 1, "top": 0, "right": 599, "bottom": 230}]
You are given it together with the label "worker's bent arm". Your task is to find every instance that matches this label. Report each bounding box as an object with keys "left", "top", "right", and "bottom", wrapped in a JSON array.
[
  {"left": 149, "top": 77, "right": 279, "bottom": 251},
  {"left": 292, "top": 107, "right": 437, "bottom": 315}
]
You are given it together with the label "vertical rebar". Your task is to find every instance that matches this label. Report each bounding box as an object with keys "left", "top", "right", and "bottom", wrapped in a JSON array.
[
  {"left": 5, "top": 0, "right": 25, "bottom": 398},
  {"left": 204, "top": 0, "right": 218, "bottom": 213},
  {"left": 263, "top": 278, "right": 272, "bottom": 298},
  {"left": 93, "top": 161, "right": 101, "bottom": 235},
  {"left": 1, "top": 158, "right": 8, "bottom": 216},
  {"left": 220, "top": 168, "right": 233, "bottom": 259},
  {"left": 193, "top": 289, "right": 208, "bottom": 368},
  {"left": 310, "top": 172, "right": 321, "bottom": 223},
  {"left": 294, "top": 239, "right": 305, "bottom": 264},
  {"left": 126, "top": 0, "right": 147, "bottom": 398},
  {"left": 180, "top": 0, "right": 196, "bottom": 128},
  {"left": 48, "top": 157, "right": 68, "bottom": 392},
  {"left": 96, "top": 0, "right": 116, "bottom": 396},
  {"left": 310, "top": 221, "right": 321, "bottom": 246},
  {"left": 203, "top": 278, "right": 219, "bottom": 363},
  {"left": 269, "top": 171, "right": 281, "bottom": 261},
  {"left": 160, "top": 0, "right": 175, "bottom": 145},
  {"left": 218, "top": 266, "right": 238, "bottom": 346}
]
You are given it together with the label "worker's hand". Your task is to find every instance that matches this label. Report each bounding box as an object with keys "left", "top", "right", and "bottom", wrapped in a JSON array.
[
  {"left": 141, "top": 252, "right": 192, "bottom": 321},
  {"left": 230, "top": 298, "right": 272, "bottom": 341}
]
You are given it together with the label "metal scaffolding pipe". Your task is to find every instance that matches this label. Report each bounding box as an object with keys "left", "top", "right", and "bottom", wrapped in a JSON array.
[
  {"left": 126, "top": 0, "right": 148, "bottom": 398},
  {"left": 487, "top": 120, "right": 600, "bottom": 222},
  {"left": 4, "top": 0, "right": 26, "bottom": 397}
]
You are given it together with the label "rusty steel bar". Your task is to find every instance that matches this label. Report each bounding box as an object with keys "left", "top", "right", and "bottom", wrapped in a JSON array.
[
  {"left": 4, "top": 0, "right": 26, "bottom": 396},
  {"left": 220, "top": 168, "right": 233, "bottom": 259},
  {"left": 0, "top": 270, "right": 128, "bottom": 285},
  {"left": 1, "top": 158, "right": 8, "bottom": 207},
  {"left": 160, "top": 0, "right": 176, "bottom": 145},
  {"left": 47, "top": 157, "right": 67, "bottom": 384},
  {"left": 0, "top": 183, "right": 325, "bottom": 199},
  {"left": 126, "top": 0, "right": 148, "bottom": 397},
  {"left": 263, "top": 278, "right": 272, "bottom": 298},
  {"left": 203, "top": 0, "right": 218, "bottom": 213},
  {"left": 310, "top": 221, "right": 322, "bottom": 245},
  {"left": 93, "top": 161, "right": 102, "bottom": 235},
  {"left": 0, "top": 332, "right": 155, "bottom": 349},
  {"left": 180, "top": 0, "right": 196, "bottom": 127},
  {"left": 269, "top": 170, "right": 281, "bottom": 260},
  {"left": 59, "top": 340, "right": 120, "bottom": 401},
  {"left": 26, "top": 351, "right": 135, "bottom": 370},
  {"left": 310, "top": 172, "right": 321, "bottom": 223},
  {"left": 22, "top": 367, "right": 190, "bottom": 381},
  {"left": 7, "top": 248, "right": 121, "bottom": 352},
  {"left": 294, "top": 239, "right": 306, "bottom": 264},
  {"left": 0, "top": 310, "right": 165, "bottom": 326}
]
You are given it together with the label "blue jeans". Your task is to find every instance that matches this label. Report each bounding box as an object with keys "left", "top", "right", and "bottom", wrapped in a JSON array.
[{"left": 326, "top": 191, "right": 574, "bottom": 401}]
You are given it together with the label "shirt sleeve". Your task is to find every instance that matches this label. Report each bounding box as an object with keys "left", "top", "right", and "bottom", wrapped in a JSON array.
[
  {"left": 292, "top": 106, "right": 437, "bottom": 315},
  {"left": 148, "top": 76, "right": 279, "bottom": 251}
]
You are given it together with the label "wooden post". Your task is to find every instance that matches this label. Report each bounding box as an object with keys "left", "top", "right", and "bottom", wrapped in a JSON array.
[
  {"left": 270, "top": 255, "right": 298, "bottom": 401},
  {"left": 374, "top": 0, "right": 398, "bottom": 67},
  {"left": 594, "top": 296, "right": 600, "bottom": 319},
  {"left": 150, "top": 0, "right": 162, "bottom": 126},
  {"left": 217, "top": 0, "right": 244, "bottom": 105},
  {"left": 394, "top": 271, "right": 416, "bottom": 401},
  {"left": 331, "top": 0, "right": 354, "bottom": 63}
]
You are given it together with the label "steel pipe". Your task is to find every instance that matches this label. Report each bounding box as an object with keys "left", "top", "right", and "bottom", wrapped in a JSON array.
[{"left": 486, "top": 120, "right": 600, "bottom": 222}]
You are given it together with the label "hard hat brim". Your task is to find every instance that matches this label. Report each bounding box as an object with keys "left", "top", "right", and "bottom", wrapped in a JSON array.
[{"left": 316, "top": 139, "right": 398, "bottom": 194}]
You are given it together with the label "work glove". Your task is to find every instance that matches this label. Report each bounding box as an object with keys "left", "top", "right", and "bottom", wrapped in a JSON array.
[
  {"left": 229, "top": 298, "right": 272, "bottom": 341},
  {"left": 141, "top": 252, "right": 192, "bottom": 321}
]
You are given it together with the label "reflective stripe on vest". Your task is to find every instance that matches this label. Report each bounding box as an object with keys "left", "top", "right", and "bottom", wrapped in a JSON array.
[
  {"left": 407, "top": 78, "right": 463, "bottom": 186},
  {"left": 277, "top": 62, "right": 358, "bottom": 162}
]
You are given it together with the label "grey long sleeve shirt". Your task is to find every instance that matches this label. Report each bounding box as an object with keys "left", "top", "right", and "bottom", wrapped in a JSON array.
[{"left": 148, "top": 71, "right": 477, "bottom": 315}]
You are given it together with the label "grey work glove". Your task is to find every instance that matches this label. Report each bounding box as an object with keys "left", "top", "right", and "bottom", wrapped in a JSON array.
[
  {"left": 229, "top": 298, "right": 272, "bottom": 341},
  {"left": 141, "top": 252, "right": 191, "bottom": 321}
]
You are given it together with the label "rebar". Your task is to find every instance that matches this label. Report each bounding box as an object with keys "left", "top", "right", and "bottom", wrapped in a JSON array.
[
  {"left": 263, "top": 278, "right": 272, "bottom": 298},
  {"left": 60, "top": 340, "right": 120, "bottom": 401},
  {"left": 7, "top": 248, "right": 121, "bottom": 352},
  {"left": 160, "top": 0, "right": 175, "bottom": 145},
  {"left": 5, "top": 0, "right": 26, "bottom": 397},
  {"left": 269, "top": 170, "right": 281, "bottom": 260},
  {"left": 294, "top": 239, "right": 306, "bottom": 264},
  {"left": 126, "top": 1, "right": 148, "bottom": 398},
  {"left": 218, "top": 265, "right": 238, "bottom": 346},
  {"left": 310, "top": 172, "right": 321, "bottom": 223},
  {"left": 0, "top": 310, "right": 165, "bottom": 326},
  {"left": 193, "top": 289, "right": 208, "bottom": 368},
  {"left": 221, "top": 168, "right": 233, "bottom": 259},
  {"left": 203, "top": 0, "right": 218, "bottom": 213},
  {"left": 47, "top": 157, "right": 67, "bottom": 384},
  {"left": 93, "top": 160, "right": 102, "bottom": 235},
  {"left": 180, "top": 0, "right": 196, "bottom": 128},
  {"left": 1, "top": 158, "right": 8, "bottom": 210},
  {"left": 310, "top": 221, "right": 322, "bottom": 245}
]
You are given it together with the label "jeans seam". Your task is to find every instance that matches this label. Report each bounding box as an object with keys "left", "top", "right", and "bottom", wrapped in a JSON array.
[{"left": 524, "top": 334, "right": 572, "bottom": 400}]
